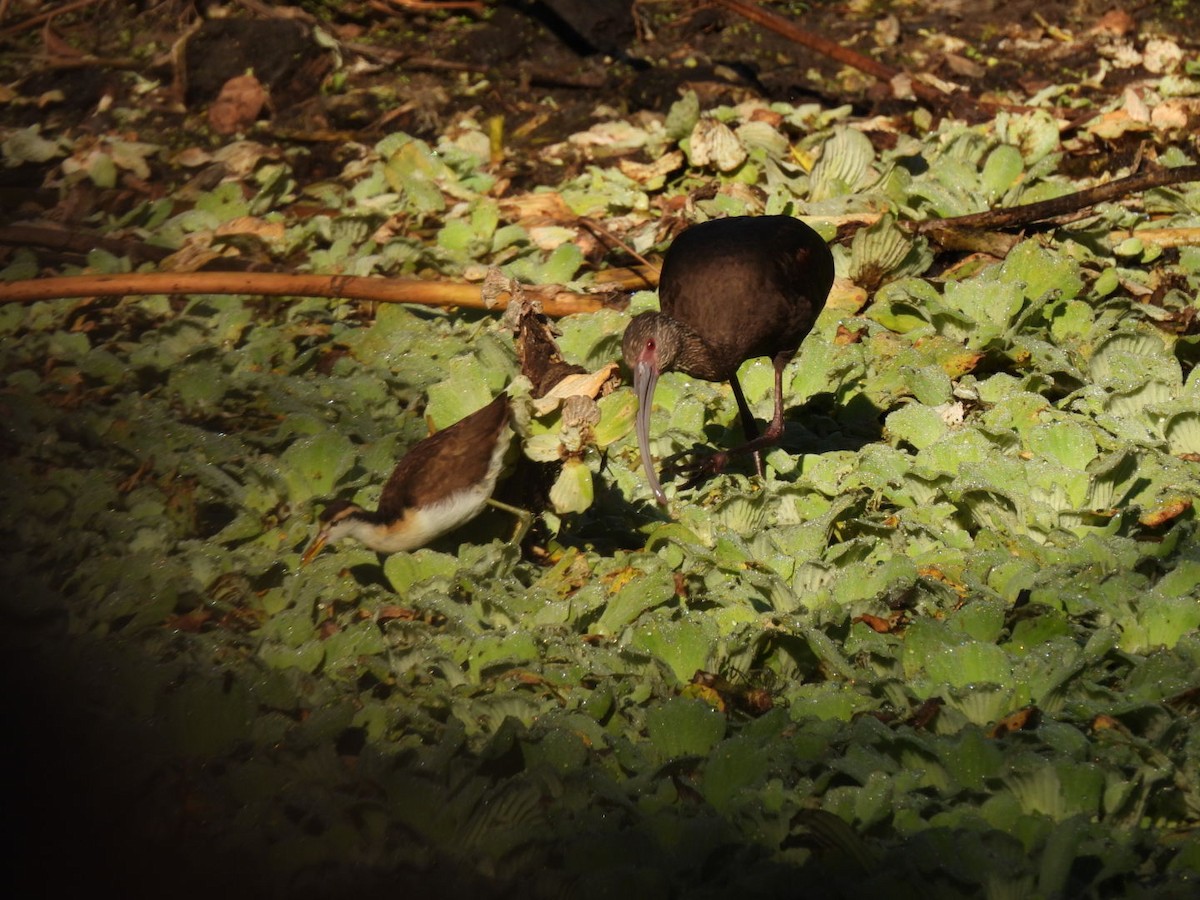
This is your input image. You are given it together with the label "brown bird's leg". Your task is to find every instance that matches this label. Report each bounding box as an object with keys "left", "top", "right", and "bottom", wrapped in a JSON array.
[
  {"left": 728, "top": 374, "right": 764, "bottom": 476},
  {"left": 758, "top": 352, "right": 791, "bottom": 446},
  {"left": 680, "top": 354, "right": 793, "bottom": 487},
  {"left": 723, "top": 354, "right": 792, "bottom": 460},
  {"left": 734, "top": 355, "right": 792, "bottom": 458}
]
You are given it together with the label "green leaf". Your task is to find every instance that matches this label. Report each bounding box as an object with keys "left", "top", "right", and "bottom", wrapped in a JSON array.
[
  {"left": 593, "top": 389, "right": 637, "bottom": 448},
  {"left": 540, "top": 242, "right": 584, "bottom": 283},
  {"left": 939, "top": 727, "right": 1003, "bottom": 791},
  {"left": 810, "top": 127, "right": 877, "bottom": 200},
  {"left": 664, "top": 90, "right": 700, "bottom": 141},
  {"left": 1165, "top": 411, "right": 1200, "bottom": 455},
  {"left": 1027, "top": 422, "right": 1097, "bottom": 470},
  {"left": 982, "top": 144, "right": 1024, "bottom": 201},
  {"left": 521, "top": 726, "right": 590, "bottom": 774},
  {"left": 1000, "top": 240, "right": 1083, "bottom": 303},
  {"left": 952, "top": 597, "right": 1007, "bottom": 643},
  {"left": 425, "top": 356, "right": 506, "bottom": 429},
  {"left": 167, "top": 361, "right": 228, "bottom": 409},
  {"left": 259, "top": 640, "right": 325, "bottom": 673},
  {"left": 466, "top": 630, "right": 540, "bottom": 681},
  {"left": 160, "top": 676, "right": 253, "bottom": 756},
  {"left": 629, "top": 613, "right": 717, "bottom": 683},
  {"left": 701, "top": 734, "right": 770, "bottom": 812},
  {"left": 942, "top": 277, "right": 1024, "bottom": 342},
  {"left": 384, "top": 549, "right": 459, "bottom": 594},
  {"left": 383, "top": 137, "right": 449, "bottom": 214},
  {"left": 88, "top": 153, "right": 118, "bottom": 188},
  {"left": 593, "top": 567, "right": 677, "bottom": 635},
  {"left": 2, "top": 125, "right": 63, "bottom": 163},
  {"left": 902, "top": 618, "right": 1012, "bottom": 688},
  {"left": 645, "top": 698, "right": 726, "bottom": 761},
  {"left": 279, "top": 431, "right": 357, "bottom": 502},
  {"left": 323, "top": 620, "right": 389, "bottom": 672},
  {"left": 1124, "top": 591, "right": 1200, "bottom": 652},
  {"left": 903, "top": 365, "right": 953, "bottom": 405},
  {"left": 849, "top": 213, "right": 912, "bottom": 283},
  {"left": 996, "top": 108, "right": 1060, "bottom": 165},
  {"left": 549, "top": 458, "right": 594, "bottom": 514},
  {"left": 195, "top": 181, "right": 252, "bottom": 223},
  {"left": 886, "top": 403, "right": 949, "bottom": 450}
]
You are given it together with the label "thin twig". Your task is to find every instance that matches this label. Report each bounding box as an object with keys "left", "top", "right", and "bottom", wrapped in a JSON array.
[
  {"left": 0, "top": 225, "right": 173, "bottom": 262},
  {"left": 577, "top": 218, "right": 660, "bottom": 279},
  {"left": 374, "top": 0, "right": 486, "bottom": 13},
  {"left": 0, "top": 0, "right": 103, "bottom": 39}
]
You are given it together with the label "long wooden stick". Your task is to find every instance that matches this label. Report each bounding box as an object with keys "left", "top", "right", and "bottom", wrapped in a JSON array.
[{"left": 0, "top": 271, "right": 620, "bottom": 317}]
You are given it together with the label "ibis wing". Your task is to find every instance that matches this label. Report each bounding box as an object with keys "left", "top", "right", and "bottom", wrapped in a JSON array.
[{"left": 657, "top": 217, "right": 834, "bottom": 377}]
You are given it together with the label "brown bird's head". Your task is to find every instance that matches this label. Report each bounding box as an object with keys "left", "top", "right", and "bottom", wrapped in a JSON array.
[{"left": 299, "top": 499, "right": 374, "bottom": 565}]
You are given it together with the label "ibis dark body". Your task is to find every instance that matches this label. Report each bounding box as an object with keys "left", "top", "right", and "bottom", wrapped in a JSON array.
[
  {"left": 302, "top": 394, "right": 512, "bottom": 562},
  {"left": 622, "top": 216, "right": 835, "bottom": 503}
]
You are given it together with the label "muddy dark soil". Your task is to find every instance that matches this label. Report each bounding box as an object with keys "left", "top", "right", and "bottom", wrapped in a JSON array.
[
  {"left": 0, "top": 0, "right": 1195, "bottom": 226},
  {"left": 408, "top": 1, "right": 1192, "bottom": 110},
  {"left": 344, "top": 0, "right": 1197, "bottom": 153},
  {"left": 2, "top": 1, "right": 1195, "bottom": 141}
]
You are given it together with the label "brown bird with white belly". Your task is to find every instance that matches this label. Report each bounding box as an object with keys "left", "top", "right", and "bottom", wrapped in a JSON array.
[
  {"left": 301, "top": 394, "right": 513, "bottom": 562},
  {"left": 622, "top": 216, "right": 835, "bottom": 504}
]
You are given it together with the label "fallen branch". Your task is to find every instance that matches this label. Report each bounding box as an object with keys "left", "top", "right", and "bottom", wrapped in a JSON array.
[
  {"left": 914, "top": 163, "right": 1200, "bottom": 239},
  {"left": 0, "top": 271, "right": 622, "bottom": 317},
  {"left": 713, "top": 0, "right": 957, "bottom": 112},
  {"left": 0, "top": 267, "right": 870, "bottom": 316},
  {"left": 0, "top": 0, "right": 103, "bottom": 39},
  {"left": 0, "top": 225, "right": 174, "bottom": 263}
]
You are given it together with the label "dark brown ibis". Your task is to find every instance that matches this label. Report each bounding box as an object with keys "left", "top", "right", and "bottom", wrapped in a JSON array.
[
  {"left": 622, "top": 216, "right": 835, "bottom": 504},
  {"left": 301, "top": 394, "right": 516, "bottom": 562}
]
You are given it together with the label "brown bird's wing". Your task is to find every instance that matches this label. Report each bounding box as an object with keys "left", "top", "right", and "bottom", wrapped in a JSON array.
[{"left": 376, "top": 395, "right": 510, "bottom": 520}]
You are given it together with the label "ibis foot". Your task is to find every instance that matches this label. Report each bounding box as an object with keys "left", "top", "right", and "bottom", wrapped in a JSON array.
[{"left": 664, "top": 447, "right": 744, "bottom": 493}]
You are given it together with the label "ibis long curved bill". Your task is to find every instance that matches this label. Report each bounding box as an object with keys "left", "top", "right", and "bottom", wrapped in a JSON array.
[{"left": 633, "top": 355, "right": 669, "bottom": 505}]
